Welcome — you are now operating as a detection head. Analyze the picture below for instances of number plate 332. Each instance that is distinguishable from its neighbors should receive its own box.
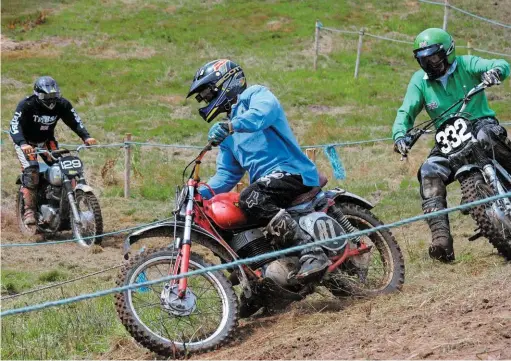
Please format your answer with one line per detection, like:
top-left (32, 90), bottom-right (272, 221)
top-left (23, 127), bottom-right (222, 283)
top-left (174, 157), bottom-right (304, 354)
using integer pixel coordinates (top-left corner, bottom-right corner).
top-left (435, 118), bottom-right (474, 155)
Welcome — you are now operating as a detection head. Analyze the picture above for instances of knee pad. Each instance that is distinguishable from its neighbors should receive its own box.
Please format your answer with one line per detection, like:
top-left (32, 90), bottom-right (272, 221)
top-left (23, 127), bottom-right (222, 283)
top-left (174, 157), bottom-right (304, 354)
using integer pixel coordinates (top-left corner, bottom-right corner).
top-left (22, 166), bottom-right (39, 189)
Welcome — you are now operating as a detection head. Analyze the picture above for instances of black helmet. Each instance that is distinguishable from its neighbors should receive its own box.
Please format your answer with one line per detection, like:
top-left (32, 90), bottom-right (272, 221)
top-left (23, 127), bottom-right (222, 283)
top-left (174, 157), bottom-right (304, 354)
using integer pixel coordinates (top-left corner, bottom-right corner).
top-left (187, 59), bottom-right (247, 122)
top-left (34, 76), bottom-right (61, 109)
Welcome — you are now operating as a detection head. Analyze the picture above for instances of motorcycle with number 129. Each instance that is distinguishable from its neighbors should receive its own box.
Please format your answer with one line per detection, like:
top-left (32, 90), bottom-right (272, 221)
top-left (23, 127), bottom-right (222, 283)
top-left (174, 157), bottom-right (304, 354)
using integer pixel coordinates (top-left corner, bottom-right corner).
top-left (115, 142), bottom-right (405, 357)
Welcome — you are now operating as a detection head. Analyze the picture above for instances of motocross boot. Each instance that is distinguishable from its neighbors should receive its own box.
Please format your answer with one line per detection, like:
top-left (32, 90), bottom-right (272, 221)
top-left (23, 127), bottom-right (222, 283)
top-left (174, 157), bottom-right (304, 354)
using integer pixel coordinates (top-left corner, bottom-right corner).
top-left (266, 209), bottom-right (330, 279)
top-left (423, 196), bottom-right (455, 262)
top-left (21, 187), bottom-right (37, 226)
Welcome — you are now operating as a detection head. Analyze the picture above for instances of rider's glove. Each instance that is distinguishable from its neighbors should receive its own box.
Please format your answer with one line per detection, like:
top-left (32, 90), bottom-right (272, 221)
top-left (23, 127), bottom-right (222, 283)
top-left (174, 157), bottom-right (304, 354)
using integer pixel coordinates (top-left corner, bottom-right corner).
top-left (208, 121), bottom-right (233, 146)
top-left (393, 137), bottom-right (409, 156)
top-left (84, 138), bottom-right (97, 146)
top-left (482, 68), bottom-right (501, 87)
top-left (21, 144), bottom-right (35, 155)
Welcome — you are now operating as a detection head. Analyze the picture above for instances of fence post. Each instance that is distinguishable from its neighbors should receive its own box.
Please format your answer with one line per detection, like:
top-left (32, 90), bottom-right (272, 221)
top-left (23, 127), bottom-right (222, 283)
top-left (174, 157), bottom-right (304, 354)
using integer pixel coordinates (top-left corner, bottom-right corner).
top-left (313, 20), bottom-right (321, 71)
top-left (466, 41), bottom-right (472, 55)
top-left (442, 0), bottom-right (449, 30)
top-left (124, 133), bottom-right (132, 199)
top-left (305, 148), bottom-right (317, 163)
top-left (354, 28), bottom-right (365, 79)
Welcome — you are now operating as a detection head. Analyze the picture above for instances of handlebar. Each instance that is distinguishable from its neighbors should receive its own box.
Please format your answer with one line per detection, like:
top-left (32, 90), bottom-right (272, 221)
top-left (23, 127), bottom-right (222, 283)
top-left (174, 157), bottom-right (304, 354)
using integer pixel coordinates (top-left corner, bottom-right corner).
top-left (400, 81), bottom-right (489, 158)
top-left (32, 146), bottom-right (91, 161)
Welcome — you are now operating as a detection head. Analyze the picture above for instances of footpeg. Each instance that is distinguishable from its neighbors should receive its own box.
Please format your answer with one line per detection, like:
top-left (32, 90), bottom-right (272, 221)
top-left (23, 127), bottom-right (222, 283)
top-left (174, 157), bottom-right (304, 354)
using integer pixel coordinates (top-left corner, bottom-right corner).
top-left (468, 232), bottom-right (482, 242)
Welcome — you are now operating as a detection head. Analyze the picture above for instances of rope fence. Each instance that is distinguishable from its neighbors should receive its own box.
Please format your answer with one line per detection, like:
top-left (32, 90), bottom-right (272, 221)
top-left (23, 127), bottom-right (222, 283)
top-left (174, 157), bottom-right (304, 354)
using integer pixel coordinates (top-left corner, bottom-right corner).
top-left (1, 191), bottom-right (509, 317)
top-left (0, 264), bottom-right (122, 301)
top-left (315, 21), bottom-right (511, 75)
top-left (418, 0), bottom-right (511, 30)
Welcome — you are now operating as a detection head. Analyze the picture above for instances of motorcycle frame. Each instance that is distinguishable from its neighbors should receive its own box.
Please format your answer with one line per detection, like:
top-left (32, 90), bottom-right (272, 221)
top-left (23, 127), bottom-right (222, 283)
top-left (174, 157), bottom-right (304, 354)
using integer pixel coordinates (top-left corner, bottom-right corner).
top-left (170, 144), bottom-right (372, 299)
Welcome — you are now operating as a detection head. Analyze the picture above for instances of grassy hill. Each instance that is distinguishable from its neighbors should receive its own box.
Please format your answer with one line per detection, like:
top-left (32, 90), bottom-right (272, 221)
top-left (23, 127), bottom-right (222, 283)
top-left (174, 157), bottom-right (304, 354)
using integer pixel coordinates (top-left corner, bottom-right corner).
top-left (1, 0), bottom-right (511, 359)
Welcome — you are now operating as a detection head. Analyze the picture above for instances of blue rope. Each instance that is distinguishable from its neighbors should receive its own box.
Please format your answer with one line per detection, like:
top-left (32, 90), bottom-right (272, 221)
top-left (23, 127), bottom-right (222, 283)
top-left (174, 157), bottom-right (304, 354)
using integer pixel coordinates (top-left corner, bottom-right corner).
top-left (418, 0), bottom-right (511, 29)
top-left (1, 192), bottom-right (509, 317)
top-left (0, 218), bottom-right (172, 248)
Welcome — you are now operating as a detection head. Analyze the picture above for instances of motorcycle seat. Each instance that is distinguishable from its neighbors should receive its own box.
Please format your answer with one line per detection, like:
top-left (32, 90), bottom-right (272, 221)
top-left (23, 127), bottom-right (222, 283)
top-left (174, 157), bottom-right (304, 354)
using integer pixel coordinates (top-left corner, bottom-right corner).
top-left (289, 173), bottom-right (328, 206)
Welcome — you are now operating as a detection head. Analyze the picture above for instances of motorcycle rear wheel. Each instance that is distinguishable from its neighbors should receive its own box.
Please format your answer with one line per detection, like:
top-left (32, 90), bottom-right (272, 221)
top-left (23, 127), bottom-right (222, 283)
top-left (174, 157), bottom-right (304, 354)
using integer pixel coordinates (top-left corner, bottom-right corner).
top-left (115, 247), bottom-right (238, 358)
top-left (324, 203), bottom-right (405, 296)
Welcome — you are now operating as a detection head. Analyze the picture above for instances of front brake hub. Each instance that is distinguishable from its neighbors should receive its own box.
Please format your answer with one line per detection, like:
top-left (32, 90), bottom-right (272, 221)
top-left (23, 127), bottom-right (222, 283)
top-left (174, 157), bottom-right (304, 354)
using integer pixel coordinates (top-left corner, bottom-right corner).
top-left (160, 284), bottom-right (197, 316)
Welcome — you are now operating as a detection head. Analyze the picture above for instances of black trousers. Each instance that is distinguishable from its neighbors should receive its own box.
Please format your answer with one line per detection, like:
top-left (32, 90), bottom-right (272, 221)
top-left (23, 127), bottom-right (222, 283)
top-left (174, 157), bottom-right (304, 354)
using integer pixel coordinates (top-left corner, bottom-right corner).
top-left (239, 172), bottom-right (312, 224)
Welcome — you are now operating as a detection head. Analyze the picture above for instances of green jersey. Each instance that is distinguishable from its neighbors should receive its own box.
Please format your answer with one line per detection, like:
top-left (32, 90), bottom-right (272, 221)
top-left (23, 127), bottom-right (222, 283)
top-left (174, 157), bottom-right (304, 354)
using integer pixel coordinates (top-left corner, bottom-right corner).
top-left (392, 55), bottom-right (510, 141)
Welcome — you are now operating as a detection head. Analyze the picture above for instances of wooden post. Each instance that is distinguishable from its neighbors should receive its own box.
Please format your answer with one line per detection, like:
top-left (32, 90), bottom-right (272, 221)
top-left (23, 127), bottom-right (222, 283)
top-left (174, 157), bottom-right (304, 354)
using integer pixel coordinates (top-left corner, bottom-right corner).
top-left (124, 133), bottom-right (132, 199)
top-left (313, 20), bottom-right (321, 71)
top-left (305, 148), bottom-right (317, 163)
top-left (236, 182), bottom-right (244, 193)
top-left (442, 0), bottom-right (449, 31)
top-left (354, 28), bottom-right (365, 79)
top-left (467, 41), bottom-right (472, 55)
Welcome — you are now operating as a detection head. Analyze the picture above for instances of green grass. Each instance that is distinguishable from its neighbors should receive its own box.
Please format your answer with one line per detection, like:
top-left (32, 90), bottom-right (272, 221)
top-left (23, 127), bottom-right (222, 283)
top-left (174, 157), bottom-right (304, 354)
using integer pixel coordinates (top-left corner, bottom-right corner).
top-left (1, 0), bottom-right (511, 359)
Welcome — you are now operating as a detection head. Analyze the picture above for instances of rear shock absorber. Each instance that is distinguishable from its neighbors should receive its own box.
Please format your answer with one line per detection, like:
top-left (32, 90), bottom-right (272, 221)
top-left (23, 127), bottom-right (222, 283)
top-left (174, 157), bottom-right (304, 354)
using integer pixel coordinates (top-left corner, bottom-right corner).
top-left (329, 205), bottom-right (361, 244)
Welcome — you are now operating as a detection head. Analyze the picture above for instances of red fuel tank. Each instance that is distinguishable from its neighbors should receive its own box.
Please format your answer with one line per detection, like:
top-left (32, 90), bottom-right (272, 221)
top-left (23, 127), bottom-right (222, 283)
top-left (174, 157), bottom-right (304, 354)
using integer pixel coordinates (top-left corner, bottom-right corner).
top-left (203, 192), bottom-right (248, 230)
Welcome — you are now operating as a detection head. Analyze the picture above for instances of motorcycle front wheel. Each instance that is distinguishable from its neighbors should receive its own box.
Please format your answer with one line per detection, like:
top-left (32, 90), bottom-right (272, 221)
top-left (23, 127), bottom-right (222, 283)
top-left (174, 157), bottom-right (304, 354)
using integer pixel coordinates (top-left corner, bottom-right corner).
top-left (71, 190), bottom-right (103, 246)
top-left (115, 247), bottom-right (238, 358)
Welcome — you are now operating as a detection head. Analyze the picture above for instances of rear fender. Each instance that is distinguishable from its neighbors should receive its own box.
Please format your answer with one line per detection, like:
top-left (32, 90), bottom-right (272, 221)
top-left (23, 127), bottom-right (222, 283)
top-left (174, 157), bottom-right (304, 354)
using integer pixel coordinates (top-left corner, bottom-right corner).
top-left (326, 187), bottom-right (374, 209)
top-left (124, 220), bottom-right (253, 296)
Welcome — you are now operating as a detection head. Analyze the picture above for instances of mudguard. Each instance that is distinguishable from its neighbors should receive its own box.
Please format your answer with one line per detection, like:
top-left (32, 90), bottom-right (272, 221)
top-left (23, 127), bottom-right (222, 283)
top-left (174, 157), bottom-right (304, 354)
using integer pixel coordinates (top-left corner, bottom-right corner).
top-left (326, 187), bottom-right (374, 209)
top-left (124, 219), bottom-right (253, 297)
top-left (74, 184), bottom-right (94, 193)
top-left (454, 165), bottom-right (482, 180)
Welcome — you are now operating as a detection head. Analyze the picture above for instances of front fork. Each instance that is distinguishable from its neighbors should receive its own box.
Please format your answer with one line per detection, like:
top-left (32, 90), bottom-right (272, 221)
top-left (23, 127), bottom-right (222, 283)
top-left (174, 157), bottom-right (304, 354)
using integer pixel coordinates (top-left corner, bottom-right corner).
top-left (63, 178), bottom-right (81, 225)
top-left (172, 184), bottom-right (195, 299)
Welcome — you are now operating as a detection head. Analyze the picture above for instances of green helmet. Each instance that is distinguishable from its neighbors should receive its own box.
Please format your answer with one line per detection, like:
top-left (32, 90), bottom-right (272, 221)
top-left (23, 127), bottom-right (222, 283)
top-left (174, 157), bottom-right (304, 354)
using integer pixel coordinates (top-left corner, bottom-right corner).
top-left (413, 28), bottom-right (455, 79)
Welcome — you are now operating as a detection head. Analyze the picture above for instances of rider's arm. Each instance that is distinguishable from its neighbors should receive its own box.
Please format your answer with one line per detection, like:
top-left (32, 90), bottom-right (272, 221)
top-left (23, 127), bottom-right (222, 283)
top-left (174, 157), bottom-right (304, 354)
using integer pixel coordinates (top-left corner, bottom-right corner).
top-left (230, 86), bottom-right (279, 133)
top-left (9, 100), bottom-right (28, 146)
top-left (198, 145), bottom-right (244, 199)
top-left (392, 74), bottom-right (425, 141)
top-left (463, 55), bottom-right (510, 80)
top-left (59, 99), bottom-right (91, 141)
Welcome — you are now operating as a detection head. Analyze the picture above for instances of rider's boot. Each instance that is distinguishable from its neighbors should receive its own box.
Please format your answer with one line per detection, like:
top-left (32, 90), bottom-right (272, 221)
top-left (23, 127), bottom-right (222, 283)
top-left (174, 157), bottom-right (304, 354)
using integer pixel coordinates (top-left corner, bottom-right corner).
top-left (266, 209), bottom-right (330, 279)
top-left (423, 197), bottom-right (455, 262)
top-left (21, 187), bottom-right (37, 226)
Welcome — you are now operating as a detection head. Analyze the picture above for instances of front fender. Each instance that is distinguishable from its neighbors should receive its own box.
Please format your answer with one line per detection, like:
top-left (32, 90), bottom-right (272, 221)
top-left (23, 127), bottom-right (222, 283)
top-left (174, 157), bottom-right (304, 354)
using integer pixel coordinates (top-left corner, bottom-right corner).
top-left (75, 184), bottom-right (94, 193)
top-left (124, 219), bottom-right (253, 297)
top-left (326, 187), bottom-right (374, 209)
top-left (124, 220), bottom-right (217, 257)
top-left (454, 165), bottom-right (481, 180)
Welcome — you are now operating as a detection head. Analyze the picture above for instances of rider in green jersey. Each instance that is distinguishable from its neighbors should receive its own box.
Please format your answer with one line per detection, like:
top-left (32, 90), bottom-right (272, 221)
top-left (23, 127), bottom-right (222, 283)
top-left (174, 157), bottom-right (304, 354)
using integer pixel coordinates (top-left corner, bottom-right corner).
top-left (392, 28), bottom-right (511, 262)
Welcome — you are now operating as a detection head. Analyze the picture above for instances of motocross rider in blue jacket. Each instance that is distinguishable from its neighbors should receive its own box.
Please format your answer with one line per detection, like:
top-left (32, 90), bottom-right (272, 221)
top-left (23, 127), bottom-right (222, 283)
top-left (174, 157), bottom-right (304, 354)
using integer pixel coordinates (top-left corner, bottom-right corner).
top-left (187, 59), bottom-right (329, 279)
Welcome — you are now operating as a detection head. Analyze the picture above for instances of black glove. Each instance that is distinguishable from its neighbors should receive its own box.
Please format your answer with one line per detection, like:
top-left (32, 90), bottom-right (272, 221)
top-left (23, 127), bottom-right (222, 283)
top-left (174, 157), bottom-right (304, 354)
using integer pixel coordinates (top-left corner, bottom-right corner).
top-left (482, 68), bottom-right (501, 87)
top-left (394, 137), bottom-right (409, 156)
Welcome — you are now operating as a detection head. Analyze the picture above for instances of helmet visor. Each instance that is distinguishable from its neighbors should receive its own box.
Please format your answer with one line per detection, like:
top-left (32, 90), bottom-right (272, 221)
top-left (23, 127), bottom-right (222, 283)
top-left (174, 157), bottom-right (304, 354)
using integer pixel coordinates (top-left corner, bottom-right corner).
top-left (36, 92), bottom-right (61, 101)
top-left (195, 86), bottom-right (217, 104)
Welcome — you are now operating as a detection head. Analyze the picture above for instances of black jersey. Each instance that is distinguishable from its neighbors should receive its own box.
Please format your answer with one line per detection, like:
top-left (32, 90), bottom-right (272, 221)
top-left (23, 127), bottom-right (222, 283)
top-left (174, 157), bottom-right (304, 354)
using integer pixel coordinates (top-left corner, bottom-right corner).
top-left (9, 95), bottom-right (90, 146)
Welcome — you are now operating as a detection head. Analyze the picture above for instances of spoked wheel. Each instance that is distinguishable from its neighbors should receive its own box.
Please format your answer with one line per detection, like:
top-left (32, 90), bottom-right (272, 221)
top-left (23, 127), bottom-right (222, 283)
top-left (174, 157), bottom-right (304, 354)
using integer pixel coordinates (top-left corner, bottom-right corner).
top-left (460, 172), bottom-right (511, 260)
top-left (115, 247), bottom-right (238, 357)
top-left (324, 204), bottom-right (405, 296)
top-left (71, 190), bottom-right (103, 246)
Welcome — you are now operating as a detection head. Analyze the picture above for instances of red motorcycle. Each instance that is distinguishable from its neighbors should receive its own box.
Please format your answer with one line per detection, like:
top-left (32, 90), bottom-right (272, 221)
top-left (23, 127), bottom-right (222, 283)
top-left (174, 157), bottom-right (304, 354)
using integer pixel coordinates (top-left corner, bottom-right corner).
top-left (115, 143), bottom-right (404, 357)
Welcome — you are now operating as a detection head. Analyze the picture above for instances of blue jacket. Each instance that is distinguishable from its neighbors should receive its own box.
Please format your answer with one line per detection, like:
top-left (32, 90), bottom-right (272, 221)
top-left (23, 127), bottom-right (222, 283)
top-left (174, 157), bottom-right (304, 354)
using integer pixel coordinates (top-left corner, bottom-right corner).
top-left (200, 85), bottom-right (319, 199)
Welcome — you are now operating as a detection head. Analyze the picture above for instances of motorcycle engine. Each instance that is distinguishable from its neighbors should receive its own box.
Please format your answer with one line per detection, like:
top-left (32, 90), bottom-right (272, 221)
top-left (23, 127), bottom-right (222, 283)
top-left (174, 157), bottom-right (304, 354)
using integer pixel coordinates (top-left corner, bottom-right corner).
top-left (263, 257), bottom-right (300, 288)
top-left (40, 204), bottom-right (59, 228)
top-left (229, 228), bottom-right (275, 270)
